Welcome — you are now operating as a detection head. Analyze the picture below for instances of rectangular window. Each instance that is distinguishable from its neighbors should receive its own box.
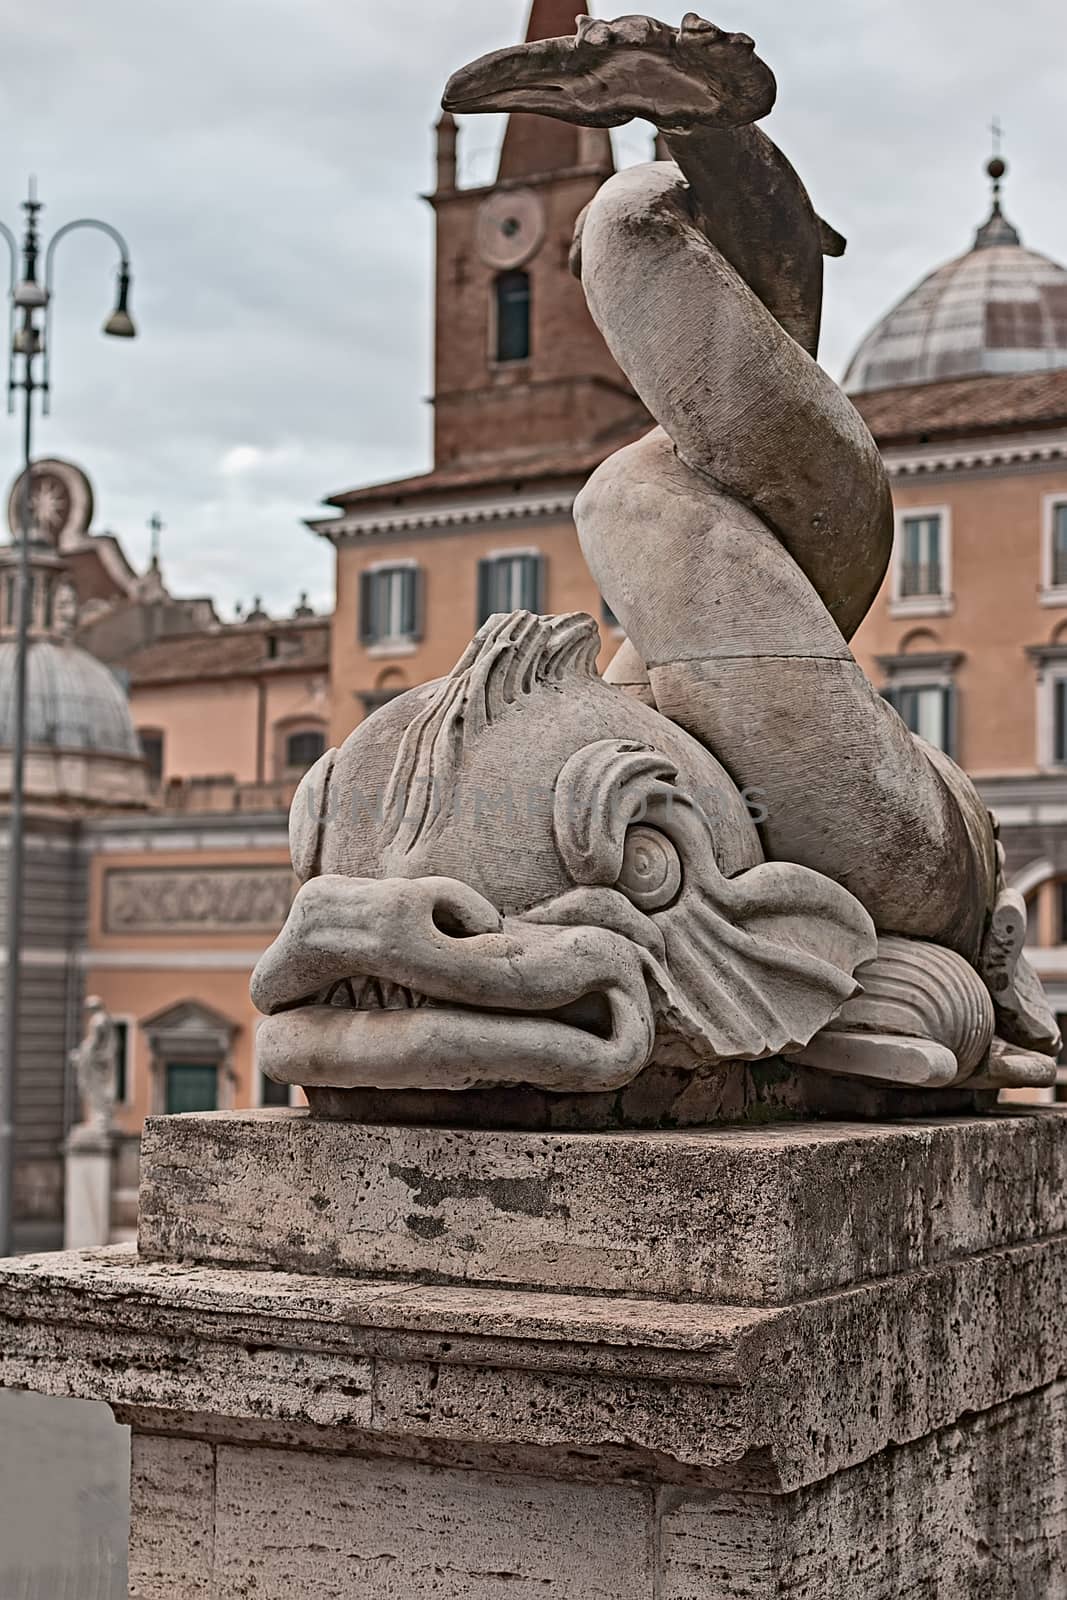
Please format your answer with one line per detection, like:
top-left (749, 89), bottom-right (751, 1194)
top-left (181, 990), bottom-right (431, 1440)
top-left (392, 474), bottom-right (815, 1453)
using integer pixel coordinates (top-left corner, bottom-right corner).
top-left (477, 553), bottom-right (544, 624)
top-left (1053, 503), bottom-right (1067, 589)
top-left (899, 515), bottom-right (944, 598)
top-left (261, 1073), bottom-right (291, 1108)
top-left (138, 729), bottom-right (165, 785)
top-left (359, 565), bottom-right (421, 647)
top-left (164, 1063), bottom-right (218, 1116)
top-left (885, 683), bottom-right (954, 756)
top-left (495, 271), bottom-right (531, 363)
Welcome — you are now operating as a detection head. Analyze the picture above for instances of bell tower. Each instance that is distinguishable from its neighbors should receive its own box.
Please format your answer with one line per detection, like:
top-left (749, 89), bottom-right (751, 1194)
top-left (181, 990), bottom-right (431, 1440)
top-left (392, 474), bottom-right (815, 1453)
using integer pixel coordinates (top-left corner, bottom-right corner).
top-left (429, 0), bottom-right (648, 470)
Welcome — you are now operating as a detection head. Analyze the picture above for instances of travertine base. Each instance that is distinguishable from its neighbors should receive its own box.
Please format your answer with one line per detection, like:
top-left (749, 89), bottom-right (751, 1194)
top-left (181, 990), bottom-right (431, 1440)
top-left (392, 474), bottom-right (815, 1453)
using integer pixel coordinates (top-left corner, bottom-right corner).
top-left (2, 1107), bottom-right (1066, 1598)
top-left (64, 1124), bottom-right (115, 1250)
top-left (119, 1387), bottom-right (1066, 1599)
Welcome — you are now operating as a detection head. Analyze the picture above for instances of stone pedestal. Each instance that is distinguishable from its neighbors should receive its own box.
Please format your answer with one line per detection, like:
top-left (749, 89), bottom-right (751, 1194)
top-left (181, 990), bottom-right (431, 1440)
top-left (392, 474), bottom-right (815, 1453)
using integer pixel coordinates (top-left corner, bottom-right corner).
top-left (2, 1106), bottom-right (1066, 1597)
top-left (63, 1122), bottom-right (116, 1250)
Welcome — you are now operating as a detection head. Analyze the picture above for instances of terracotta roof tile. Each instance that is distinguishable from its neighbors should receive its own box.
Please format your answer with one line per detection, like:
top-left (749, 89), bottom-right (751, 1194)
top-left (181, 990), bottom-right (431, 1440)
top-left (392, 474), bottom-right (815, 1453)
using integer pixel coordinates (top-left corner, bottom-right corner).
top-left (125, 618), bottom-right (330, 687)
top-left (853, 367), bottom-right (1067, 445)
top-left (321, 426), bottom-right (652, 514)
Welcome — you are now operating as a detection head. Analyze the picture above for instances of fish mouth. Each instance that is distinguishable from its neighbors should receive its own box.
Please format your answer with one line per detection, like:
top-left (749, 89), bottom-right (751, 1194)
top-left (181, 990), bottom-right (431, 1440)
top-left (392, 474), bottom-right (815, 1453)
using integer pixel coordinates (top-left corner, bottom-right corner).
top-left (252, 875), bottom-right (661, 1094)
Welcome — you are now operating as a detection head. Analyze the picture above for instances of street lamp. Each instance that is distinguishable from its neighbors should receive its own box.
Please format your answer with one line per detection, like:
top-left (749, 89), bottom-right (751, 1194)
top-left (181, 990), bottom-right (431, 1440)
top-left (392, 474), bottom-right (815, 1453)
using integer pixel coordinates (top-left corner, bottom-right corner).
top-left (0, 179), bottom-right (137, 1257)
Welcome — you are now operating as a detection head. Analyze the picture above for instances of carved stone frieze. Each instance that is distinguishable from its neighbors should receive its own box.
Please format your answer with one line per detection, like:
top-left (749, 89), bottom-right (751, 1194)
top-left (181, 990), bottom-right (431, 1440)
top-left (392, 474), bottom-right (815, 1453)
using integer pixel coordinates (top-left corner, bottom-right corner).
top-left (105, 867), bottom-right (294, 935)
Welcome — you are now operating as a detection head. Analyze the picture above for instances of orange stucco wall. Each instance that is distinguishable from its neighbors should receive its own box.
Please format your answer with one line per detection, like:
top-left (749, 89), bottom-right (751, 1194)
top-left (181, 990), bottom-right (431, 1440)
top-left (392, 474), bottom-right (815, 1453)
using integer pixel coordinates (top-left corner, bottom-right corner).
top-left (130, 669), bottom-right (331, 785)
top-left (329, 514), bottom-right (622, 748)
top-left (331, 461), bottom-right (1067, 778)
top-left (853, 464), bottom-right (1067, 776)
top-left (85, 844), bottom-right (292, 1131)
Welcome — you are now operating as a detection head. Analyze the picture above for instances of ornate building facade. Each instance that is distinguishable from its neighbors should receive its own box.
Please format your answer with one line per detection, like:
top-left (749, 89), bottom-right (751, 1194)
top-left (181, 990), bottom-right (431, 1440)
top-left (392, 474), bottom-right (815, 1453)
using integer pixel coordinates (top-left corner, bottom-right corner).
top-left (845, 162), bottom-right (1067, 1064)
top-left (0, 474), bottom-right (150, 1245)
top-left (0, 462), bottom-right (326, 1247)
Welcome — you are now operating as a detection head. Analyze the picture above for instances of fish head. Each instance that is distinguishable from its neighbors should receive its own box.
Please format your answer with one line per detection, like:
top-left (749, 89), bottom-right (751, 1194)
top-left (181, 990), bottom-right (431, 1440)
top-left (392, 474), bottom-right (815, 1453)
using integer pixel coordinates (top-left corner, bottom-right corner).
top-left (252, 613), bottom-right (874, 1097)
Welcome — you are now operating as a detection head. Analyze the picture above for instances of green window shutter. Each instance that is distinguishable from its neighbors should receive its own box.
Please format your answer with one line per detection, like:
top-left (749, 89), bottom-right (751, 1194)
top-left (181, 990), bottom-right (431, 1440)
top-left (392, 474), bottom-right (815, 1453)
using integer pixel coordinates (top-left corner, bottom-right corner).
top-left (359, 570), bottom-right (376, 644)
top-left (942, 685), bottom-right (957, 761)
top-left (477, 558), bottom-right (494, 626)
top-left (165, 1064), bottom-right (219, 1116)
top-left (1054, 505), bottom-right (1067, 587)
top-left (409, 567), bottom-right (425, 641)
top-left (1055, 680), bottom-right (1067, 765)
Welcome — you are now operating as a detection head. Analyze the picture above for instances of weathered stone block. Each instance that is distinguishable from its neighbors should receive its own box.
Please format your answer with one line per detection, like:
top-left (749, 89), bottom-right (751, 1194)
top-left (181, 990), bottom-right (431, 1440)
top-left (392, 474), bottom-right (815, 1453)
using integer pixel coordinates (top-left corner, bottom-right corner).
top-left (138, 1107), bottom-right (1067, 1305)
top-left (213, 1446), bottom-right (653, 1599)
top-left (116, 1384), bottom-right (1067, 1598)
top-left (128, 1435), bottom-right (214, 1598)
top-left (656, 1381), bottom-right (1067, 1598)
top-left (2, 1107), bottom-right (1066, 1597)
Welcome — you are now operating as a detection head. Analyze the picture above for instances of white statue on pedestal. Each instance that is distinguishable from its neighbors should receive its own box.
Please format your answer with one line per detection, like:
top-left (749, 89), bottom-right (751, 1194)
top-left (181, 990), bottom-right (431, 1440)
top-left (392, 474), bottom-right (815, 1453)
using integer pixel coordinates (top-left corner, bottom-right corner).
top-left (71, 996), bottom-right (118, 1132)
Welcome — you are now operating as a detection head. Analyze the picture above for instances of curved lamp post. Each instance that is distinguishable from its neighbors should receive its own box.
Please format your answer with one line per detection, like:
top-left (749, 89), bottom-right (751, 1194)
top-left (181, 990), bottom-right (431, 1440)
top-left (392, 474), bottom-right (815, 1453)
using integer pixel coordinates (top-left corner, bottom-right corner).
top-left (0, 179), bottom-right (137, 1256)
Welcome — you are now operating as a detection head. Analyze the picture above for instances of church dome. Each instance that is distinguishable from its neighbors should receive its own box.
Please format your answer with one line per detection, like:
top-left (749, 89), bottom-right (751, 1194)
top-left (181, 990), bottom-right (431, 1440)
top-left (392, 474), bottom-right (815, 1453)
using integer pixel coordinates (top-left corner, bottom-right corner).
top-left (0, 638), bottom-right (141, 757)
top-left (844, 159), bottom-right (1067, 395)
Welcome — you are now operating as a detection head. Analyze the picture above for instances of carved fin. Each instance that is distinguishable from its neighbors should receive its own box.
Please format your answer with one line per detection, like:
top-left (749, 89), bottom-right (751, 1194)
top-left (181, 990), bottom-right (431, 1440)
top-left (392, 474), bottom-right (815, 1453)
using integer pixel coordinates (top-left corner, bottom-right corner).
top-left (552, 738), bottom-right (877, 1065)
top-left (969, 1036), bottom-right (1058, 1090)
top-left (790, 1031), bottom-right (958, 1088)
top-left (978, 884), bottom-right (1062, 1054)
top-left (802, 934), bottom-right (995, 1085)
top-left (818, 217), bottom-right (847, 258)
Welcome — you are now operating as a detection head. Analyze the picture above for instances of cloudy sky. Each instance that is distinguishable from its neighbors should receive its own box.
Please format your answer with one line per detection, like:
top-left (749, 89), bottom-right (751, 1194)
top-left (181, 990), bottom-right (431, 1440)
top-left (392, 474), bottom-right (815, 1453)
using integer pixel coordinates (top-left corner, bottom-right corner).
top-left (1, 0), bottom-right (1064, 618)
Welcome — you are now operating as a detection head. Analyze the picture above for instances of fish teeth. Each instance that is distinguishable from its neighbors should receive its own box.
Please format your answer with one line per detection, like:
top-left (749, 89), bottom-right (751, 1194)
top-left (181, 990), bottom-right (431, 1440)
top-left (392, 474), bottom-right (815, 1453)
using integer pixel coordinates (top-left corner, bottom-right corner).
top-left (381, 980), bottom-right (413, 1011)
top-left (334, 978), bottom-right (428, 1011)
top-left (314, 978), bottom-right (430, 1011)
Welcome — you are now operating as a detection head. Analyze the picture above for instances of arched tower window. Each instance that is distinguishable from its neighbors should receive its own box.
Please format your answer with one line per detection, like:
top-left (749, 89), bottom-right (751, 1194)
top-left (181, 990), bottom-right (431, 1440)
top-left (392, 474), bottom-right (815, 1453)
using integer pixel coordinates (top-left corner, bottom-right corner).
top-left (495, 270), bottom-right (531, 364)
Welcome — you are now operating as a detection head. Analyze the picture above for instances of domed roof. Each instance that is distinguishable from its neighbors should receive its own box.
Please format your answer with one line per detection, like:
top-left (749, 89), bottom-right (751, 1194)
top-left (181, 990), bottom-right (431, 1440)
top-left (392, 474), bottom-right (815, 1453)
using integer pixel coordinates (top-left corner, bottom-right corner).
top-left (0, 639), bottom-right (141, 758)
top-left (844, 164), bottom-right (1067, 395)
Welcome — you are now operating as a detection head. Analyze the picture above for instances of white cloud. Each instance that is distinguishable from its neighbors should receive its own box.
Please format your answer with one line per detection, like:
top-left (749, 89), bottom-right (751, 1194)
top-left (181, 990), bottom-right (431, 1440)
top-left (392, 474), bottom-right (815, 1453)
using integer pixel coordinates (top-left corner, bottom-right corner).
top-left (219, 445), bottom-right (266, 478)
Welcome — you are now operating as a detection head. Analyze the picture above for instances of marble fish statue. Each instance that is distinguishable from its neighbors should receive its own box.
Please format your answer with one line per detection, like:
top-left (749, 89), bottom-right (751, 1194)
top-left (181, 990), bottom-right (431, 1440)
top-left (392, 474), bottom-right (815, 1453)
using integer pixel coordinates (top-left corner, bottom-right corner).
top-left (253, 611), bottom-right (878, 1094)
top-left (252, 14), bottom-right (1059, 1103)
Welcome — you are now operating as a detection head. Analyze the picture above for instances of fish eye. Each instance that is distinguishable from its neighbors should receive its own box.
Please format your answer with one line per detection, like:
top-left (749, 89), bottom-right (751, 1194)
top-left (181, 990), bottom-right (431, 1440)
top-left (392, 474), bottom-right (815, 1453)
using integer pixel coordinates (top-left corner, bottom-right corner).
top-left (615, 825), bottom-right (682, 911)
